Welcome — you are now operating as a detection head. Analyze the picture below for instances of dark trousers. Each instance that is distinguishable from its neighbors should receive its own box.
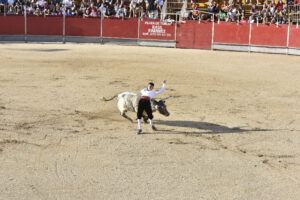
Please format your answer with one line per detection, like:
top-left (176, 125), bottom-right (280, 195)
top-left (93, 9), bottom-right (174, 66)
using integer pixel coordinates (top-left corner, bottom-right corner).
top-left (137, 99), bottom-right (153, 120)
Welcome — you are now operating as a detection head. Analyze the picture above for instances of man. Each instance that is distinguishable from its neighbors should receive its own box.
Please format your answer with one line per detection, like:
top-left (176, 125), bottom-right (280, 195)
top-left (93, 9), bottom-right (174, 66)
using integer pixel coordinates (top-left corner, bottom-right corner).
top-left (137, 80), bottom-right (166, 134)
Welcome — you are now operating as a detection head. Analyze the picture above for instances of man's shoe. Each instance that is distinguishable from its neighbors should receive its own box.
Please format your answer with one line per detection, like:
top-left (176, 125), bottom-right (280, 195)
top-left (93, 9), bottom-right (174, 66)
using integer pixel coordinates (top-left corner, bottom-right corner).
top-left (137, 129), bottom-right (142, 135)
top-left (151, 125), bottom-right (157, 131)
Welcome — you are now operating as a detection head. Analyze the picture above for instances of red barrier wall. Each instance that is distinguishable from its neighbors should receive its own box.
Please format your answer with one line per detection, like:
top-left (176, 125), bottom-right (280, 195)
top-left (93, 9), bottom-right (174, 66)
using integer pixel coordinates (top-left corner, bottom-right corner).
top-left (139, 19), bottom-right (175, 41)
top-left (288, 25), bottom-right (300, 48)
top-left (176, 21), bottom-right (212, 49)
top-left (214, 22), bottom-right (249, 45)
top-left (251, 24), bottom-right (288, 47)
top-left (27, 15), bottom-right (63, 35)
top-left (102, 18), bottom-right (138, 39)
top-left (66, 17), bottom-right (101, 37)
top-left (0, 15), bottom-right (24, 35)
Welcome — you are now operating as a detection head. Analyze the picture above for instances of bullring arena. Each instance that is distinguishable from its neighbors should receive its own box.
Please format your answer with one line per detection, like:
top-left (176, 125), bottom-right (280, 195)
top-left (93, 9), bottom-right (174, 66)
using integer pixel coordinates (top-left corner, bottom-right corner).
top-left (0, 42), bottom-right (300, 199)
top-left (1, 1), bottom-right (300, 197)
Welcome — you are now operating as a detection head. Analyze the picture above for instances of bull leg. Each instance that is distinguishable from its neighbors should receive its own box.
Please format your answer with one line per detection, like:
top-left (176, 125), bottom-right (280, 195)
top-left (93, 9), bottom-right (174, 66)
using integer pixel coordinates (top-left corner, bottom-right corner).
top-left (142, 114), bottom-right (149, 123)
top-left (120, 112), bottom-right (133, 123)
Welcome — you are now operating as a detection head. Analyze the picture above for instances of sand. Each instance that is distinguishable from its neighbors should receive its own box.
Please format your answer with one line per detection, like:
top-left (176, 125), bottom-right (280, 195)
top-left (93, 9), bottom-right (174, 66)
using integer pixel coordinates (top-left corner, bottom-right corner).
top-left (0, 43), bottom-right (299, 200)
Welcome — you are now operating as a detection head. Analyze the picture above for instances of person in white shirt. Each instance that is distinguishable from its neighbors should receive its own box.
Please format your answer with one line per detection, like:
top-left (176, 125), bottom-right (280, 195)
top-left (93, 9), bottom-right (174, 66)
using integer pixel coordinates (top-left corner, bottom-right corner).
top-left (137, 80), bottom-right (166, 134)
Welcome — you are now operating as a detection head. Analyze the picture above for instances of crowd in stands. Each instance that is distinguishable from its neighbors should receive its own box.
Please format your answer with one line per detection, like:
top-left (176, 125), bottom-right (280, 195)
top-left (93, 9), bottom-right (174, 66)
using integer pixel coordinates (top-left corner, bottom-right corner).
top-left (1, 0), bottom-right (299, 24)
top-left (188, 0), bottom-right (299, 24)
top-left (0, 0), bottom-right (164, 18)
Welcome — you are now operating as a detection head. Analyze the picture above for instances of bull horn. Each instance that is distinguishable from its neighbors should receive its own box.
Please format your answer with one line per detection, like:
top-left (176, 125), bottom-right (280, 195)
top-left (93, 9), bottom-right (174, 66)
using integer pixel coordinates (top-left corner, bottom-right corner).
top-left (160, 97), bottom-right (168, 101)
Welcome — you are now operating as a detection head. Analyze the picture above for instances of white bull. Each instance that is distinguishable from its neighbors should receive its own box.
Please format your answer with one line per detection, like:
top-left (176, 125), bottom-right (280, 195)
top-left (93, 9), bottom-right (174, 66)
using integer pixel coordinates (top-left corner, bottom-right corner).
top-left (102, 92), bottom-right (170, 122)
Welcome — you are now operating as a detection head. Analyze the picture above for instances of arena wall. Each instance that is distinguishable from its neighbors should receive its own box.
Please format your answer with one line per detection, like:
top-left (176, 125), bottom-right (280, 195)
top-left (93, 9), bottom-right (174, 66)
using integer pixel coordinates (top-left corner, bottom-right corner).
top-left (1, 15), bottom-right (300, 55)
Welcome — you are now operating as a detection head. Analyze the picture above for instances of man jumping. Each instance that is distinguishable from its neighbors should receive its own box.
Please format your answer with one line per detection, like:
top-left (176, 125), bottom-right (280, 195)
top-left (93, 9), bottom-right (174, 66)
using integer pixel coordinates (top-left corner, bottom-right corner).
top-left (137, 80), bottom-right (166, 134)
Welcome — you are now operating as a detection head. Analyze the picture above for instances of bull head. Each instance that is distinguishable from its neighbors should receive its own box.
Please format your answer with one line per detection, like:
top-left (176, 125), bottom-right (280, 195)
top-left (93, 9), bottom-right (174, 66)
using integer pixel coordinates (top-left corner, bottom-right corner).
top-left (151, 99), bottom-right (170, 117)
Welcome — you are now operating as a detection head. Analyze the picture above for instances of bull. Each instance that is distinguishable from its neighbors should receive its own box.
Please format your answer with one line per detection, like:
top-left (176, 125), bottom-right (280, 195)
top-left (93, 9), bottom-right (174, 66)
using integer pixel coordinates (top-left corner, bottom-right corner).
top-left (102, 92), bottom-right (170, 122)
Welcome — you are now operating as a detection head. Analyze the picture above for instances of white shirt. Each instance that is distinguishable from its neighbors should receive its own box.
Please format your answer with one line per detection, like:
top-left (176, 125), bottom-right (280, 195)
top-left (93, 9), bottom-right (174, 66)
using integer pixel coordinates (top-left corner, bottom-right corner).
top-left (141, 83), bottom-right (165, 99)
top-left (8, 0), bottom-right (15, 6)
top-left (38, 0), bottom-right (45, 7)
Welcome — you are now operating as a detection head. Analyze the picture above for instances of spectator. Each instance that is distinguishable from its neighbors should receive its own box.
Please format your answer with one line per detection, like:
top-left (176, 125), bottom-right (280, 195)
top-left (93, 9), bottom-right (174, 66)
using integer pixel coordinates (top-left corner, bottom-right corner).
top-left (83, 7), bottom-right (89, 17)
top-left (95, 0), bottom-right (102, 8)
top-left (78, 2), bottom-right (86, 16)
top-left (88, 3), bottom-right (97, 17)
top-left (157, 0), bottom-right (163, 12)
top-left (237, 3), bottom-right (245, 19)
top-left (7, 5), bottom-right (15, 14)
top-left (27, 3), bottom-right (35, 15)
top-left (129, 0), bottom-right (137, 18)
top-left (65, 7), bottom-right (73, 15)
top-left (249, 4), bottom-right (259, 23)
top-left (16, 6), bottom-right (22, 14)
top-left (98, 3), bottom-right (108, 16)
top-left (33, 7), bottom-right (42, 15)
top-left (260, 3), bottom-right (269, 24)
top-left (7, 0), bottom-right (14, 7)
top-left (276, 0), bottom-right (284, 11)
top-left (221, 1), bottom-right (229, 15)
top-left (37, 0), bottom-right (45, 9)
top-left (227, 4), bottom-right (237, 22)
top-left (218, 9), bottom-right (226, 21)
top-left (43, 2), bottom-right (50, 15)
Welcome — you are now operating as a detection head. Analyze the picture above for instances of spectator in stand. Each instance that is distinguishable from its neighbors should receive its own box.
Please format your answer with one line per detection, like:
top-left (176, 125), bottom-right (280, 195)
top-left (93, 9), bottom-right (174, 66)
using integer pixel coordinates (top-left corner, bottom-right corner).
top-left (33, 7), bottom-right (42, 15)
top-left (7, 5), bottom-right (15, 14)
top-left (238, 3), bottom-right (245, 19)
top-left (49, 1), bottom-right (56, 14)
top-left (114, 0), bottom-right (119, 15)
top-left (129, 0), bottom-right (137, 18)
top-left (7, 0), bottom-right (14, 7)
top-left (16, 6), bottom-right (22, 14)
top-left (208, 1), bottom-right (218, 21)
top-left (276, 0), bottom-right (284, 11)
top-left (249, 4), bottom-right (258, 23)
top-left (98, 3), bottom-right (108, 16)
top-left (81, 0), bottom-right (88, 7)
top-left (227, 4), bottom-right (237, 22)
top-left (83, 7), bottom-right (89, 17)
top-left (221, 1), bottom-right (229, 15)
top-left (37, 0), bottom-right (45, 9)
top-left (71, 1), bottom-right (77, 15)
top-left (260, 2), bottom-right (269, 24)
top-left (88, 3), bottom-right (97, 17)
top-left (43, 1), bottom-right (50, 15)
top-left (78, 2), bottom-right (86, 16)
top-left (104, 0), bottom-right (113, 7)
top-left (27, 3), bottom-right (35, 14)
top-left (157, 0), bottom-right (163, 12)
top-left (95, 0), bottom-right (101, 8)
top-left (269, 1), bottom-right (276, 16)
top-left (190, 2), bottom-right (199, 20)
top-left (65, 7), bottom-right (73, 15)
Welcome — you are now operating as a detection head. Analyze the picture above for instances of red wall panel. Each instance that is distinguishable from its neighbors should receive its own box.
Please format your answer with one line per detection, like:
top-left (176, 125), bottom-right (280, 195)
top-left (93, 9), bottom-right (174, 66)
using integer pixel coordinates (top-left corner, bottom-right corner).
top-left (176, 22), bottom-right (195, 48)
top-left (0, 15), bottom-right (24, 35)
top-left (176, 21), bottom-right (212, 49)
top-left (139, 19), bottom-right (175, 41)
top-left (27, 15), bottom-right (63, 35)
top-left (214, 22), bottom-right (249, 44)
top-left (251, 24), bottom-right (288, 47)
top-left (66, 17), bottom-right (101, 37)
top-left (194, 21), bottom-right (212, 49)
top-left (102, 18), bottom-right (138, 39)
top-left (288, 25), bottom-right (300, 48)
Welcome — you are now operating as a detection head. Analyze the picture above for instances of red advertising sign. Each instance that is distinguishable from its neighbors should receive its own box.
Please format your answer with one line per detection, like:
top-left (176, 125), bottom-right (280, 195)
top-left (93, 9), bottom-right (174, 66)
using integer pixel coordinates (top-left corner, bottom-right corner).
top-left (139, 19), bottom-right (175, 41)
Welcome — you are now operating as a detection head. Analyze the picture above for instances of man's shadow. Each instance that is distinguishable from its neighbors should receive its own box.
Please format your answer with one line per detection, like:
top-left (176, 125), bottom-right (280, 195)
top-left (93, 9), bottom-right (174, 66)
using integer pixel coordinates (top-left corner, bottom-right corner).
top-left (155, 120), bottom-right (271, 135)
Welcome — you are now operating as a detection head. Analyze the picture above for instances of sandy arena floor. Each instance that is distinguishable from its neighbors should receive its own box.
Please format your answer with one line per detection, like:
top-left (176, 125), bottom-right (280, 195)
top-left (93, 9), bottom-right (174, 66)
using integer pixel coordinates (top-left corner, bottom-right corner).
top-left (0, 43), bottom-right (300, 200)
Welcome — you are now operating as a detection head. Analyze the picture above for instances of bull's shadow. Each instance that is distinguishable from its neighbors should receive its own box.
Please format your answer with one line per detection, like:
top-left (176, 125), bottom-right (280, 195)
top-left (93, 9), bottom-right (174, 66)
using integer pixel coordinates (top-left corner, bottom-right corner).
top-left (155, 120), bottom-right (271, 135)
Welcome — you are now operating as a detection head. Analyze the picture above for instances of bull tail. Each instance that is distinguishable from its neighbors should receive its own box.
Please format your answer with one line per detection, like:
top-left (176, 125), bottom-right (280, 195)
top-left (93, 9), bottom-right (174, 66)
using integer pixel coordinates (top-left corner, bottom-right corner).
top-left (101, 94), bottom-right (118, 102)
